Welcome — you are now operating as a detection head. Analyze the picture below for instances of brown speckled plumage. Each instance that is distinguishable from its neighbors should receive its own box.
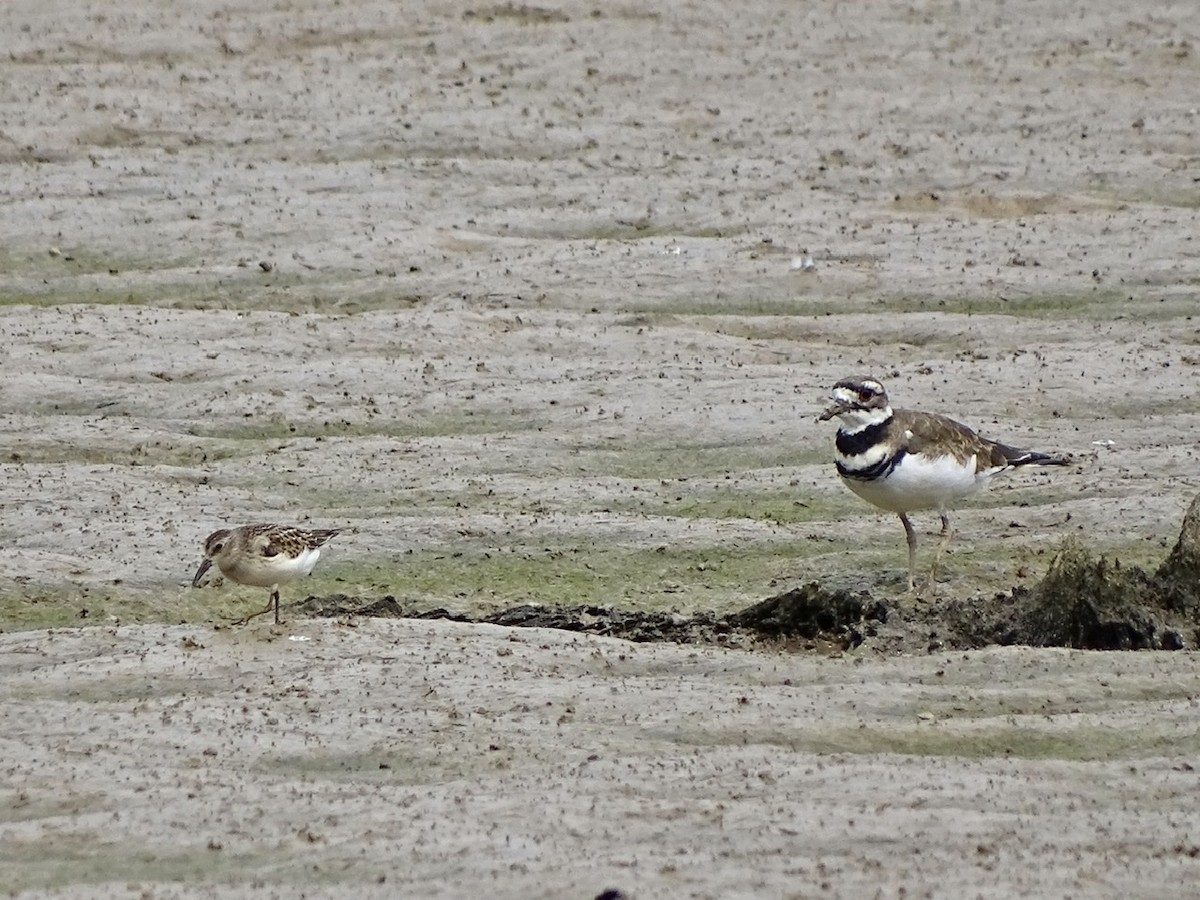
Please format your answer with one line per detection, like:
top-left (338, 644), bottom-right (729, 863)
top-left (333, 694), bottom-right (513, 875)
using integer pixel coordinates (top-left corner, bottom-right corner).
top-left (192, 523), bottom-right (340, 624)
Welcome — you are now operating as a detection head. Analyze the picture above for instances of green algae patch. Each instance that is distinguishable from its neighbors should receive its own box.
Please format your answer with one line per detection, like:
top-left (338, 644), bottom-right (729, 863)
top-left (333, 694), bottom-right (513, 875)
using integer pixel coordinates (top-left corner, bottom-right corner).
top-left (658, 721), bottom-right (1198, 761)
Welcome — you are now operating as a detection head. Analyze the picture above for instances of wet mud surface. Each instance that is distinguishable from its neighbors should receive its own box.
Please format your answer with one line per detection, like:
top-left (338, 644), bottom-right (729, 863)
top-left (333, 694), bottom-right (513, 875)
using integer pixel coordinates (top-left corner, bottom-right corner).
top-left (5, 1), bottom-right (1200, 897)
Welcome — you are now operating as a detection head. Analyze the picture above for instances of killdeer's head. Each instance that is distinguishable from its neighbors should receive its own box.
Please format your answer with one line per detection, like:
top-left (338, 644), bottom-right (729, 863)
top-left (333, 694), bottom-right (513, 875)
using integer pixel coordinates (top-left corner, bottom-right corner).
top-left (818, 376), bottom-right (892, 429)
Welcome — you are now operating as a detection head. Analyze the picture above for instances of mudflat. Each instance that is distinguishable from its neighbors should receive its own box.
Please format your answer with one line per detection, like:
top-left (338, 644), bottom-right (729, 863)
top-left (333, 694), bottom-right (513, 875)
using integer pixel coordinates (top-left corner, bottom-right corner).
top-left (2, 1), bottom-right (1199, 896)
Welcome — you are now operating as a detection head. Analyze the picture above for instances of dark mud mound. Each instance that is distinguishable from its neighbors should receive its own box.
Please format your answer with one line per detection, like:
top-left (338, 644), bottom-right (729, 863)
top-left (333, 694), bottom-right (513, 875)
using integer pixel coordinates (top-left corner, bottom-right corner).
top-left (298, 594), bottom-right (738, 644)
top-left (299, 494), bottom-right (1200, 654)
top-left (932, 493), bottom-right (1200, 651)
top-left (1005, 492), bottom-right (1200, 650)
top-left (1155, 490), bottom-right (1200, 611)
top-left (479, 603), bottom-right (735, 644)
top-left (727, 583), bottom-right (885, 648)
top-left (930, 552), bottom-right (1182, 652)
top-left (1015, 545), bottom-right (1179, 650)
top-left (298, 584), bottom-right (875, 650)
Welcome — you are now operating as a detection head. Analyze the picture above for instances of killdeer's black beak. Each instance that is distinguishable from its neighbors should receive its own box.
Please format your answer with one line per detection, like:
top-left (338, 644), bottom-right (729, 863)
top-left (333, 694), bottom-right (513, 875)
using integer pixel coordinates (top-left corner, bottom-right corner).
top-left (191, 557), bottom-right (213, 588)
top-left (818, 399), bottom-right (848, 422)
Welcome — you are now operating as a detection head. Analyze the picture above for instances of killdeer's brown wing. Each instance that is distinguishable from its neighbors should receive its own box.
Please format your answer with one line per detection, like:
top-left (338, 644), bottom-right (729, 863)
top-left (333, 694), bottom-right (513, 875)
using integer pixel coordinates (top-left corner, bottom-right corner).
top-left (896, 409), bottom-right (1066, 471)
top-left (892, 408), bottom-right (993, 467)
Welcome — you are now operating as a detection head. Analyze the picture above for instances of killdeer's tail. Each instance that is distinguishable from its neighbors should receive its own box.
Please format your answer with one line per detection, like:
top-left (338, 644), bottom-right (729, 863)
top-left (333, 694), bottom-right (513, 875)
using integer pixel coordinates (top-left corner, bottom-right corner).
top-left (993, 443), bottom-right (1069, 468)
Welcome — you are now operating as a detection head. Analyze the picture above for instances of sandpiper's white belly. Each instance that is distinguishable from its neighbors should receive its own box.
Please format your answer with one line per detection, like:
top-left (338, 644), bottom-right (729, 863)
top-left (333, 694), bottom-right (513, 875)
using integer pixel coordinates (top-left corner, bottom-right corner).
top-left (843, 452), bottom-right (990, 513)
top-left (220, 546), bottom-right (322, 587)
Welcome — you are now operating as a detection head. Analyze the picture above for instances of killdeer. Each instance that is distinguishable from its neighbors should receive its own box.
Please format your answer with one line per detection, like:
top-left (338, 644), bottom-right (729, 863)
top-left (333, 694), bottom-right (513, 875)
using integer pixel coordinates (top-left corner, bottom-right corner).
top-left (192, 524), bottom-right (341, 624)
top-left (819, 376), bottom-right (1067, 591)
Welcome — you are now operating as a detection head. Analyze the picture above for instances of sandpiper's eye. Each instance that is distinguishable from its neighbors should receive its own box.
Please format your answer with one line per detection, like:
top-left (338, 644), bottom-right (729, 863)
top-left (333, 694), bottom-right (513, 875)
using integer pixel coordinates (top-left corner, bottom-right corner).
top-left (213, 542), bottom-right (223, 553)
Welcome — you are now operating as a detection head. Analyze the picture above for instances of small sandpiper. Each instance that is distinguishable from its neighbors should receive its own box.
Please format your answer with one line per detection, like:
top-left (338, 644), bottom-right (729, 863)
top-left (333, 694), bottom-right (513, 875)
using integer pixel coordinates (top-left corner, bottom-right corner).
top-left (191, 523), bottom-right (340, 624)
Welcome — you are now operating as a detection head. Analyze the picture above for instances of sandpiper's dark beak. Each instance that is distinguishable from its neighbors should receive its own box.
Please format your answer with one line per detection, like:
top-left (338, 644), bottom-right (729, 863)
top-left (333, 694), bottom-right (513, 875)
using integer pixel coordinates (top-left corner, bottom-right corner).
top-left (818, 399), bottom-right (848, 422)
top-left (191, 557), bottom-right (213, 588)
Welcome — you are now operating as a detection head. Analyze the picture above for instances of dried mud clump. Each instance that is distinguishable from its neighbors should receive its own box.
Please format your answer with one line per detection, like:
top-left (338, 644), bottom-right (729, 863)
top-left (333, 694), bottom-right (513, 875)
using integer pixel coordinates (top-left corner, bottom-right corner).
top-left (1154, 490), bottom-right (1200, 611)
top-left (1009, 492), bottom-right (1200, 650)
top-left (1017, 544), bottom-right (1167, 650)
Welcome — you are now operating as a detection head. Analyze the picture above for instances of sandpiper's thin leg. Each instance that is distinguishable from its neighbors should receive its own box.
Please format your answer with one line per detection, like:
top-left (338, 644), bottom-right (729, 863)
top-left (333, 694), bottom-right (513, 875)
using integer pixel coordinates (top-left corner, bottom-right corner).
top-left (231, 596), bottom-right (275, 627)
top-left (899, 513), bottom-right (918, 592)
top-left (272, 587), bottom-right (281, 624)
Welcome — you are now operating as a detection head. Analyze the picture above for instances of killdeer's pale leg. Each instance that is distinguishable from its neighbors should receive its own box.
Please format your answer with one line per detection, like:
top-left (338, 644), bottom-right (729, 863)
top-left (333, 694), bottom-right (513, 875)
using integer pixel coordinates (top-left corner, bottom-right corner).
top-left (191, 524), bottom-right (340, 625)
top-left (928, 512), bottom-right (954, 589)
top-left (899, 512), bottom-right (919, 591)
top-left (820, 376), bottom-right (1067, 589)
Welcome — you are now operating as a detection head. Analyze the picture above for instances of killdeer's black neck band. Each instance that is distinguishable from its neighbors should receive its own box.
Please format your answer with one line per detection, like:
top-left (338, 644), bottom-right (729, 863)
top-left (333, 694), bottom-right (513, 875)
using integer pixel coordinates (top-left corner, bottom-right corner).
top-left (837, 447), bottom-right (905, 481)
top-left (835, 418), bottom-right (892, 458)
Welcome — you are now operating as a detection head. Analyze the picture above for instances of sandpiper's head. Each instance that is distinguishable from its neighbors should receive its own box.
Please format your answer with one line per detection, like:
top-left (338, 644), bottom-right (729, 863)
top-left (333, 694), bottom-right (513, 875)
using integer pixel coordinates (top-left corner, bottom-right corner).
top-left (818, 376), bottom-right (891, 426)
top-left (191, 528), bottom-right (233, 587)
